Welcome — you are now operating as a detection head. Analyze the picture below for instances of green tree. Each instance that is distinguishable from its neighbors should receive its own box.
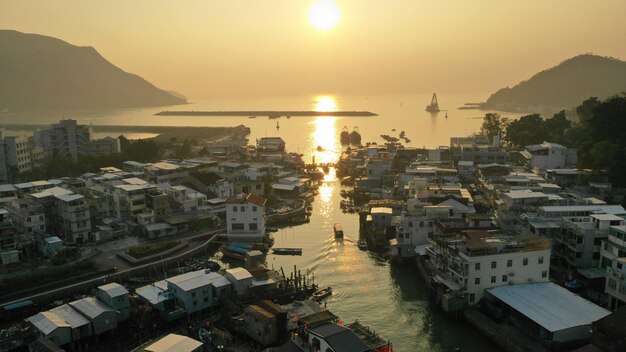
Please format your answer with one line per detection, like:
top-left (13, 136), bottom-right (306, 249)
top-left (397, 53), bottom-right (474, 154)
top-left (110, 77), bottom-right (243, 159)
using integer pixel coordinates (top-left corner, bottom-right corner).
top-left (505, 114), bottom-right (547, 147)
top-left (544, 111), bottom-right (571, 143)
top-left (480, 113), bottom-right (508, 143)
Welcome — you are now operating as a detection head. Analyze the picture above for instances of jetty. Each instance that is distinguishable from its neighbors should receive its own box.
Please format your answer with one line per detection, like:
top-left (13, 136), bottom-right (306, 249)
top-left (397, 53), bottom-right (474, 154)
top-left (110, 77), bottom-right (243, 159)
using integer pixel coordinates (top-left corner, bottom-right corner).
top-left (155, 110), bottom-right (378, 117)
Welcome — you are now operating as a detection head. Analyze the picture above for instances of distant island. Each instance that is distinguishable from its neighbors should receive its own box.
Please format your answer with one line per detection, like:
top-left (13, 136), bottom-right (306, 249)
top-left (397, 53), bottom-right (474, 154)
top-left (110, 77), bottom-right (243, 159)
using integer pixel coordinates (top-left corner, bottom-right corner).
top-left (483, 54), bottom-right (626, 113)
top-left (155, 110), bottom-right (378, 117)
top-left (0, 30), bottom-right (186, 112)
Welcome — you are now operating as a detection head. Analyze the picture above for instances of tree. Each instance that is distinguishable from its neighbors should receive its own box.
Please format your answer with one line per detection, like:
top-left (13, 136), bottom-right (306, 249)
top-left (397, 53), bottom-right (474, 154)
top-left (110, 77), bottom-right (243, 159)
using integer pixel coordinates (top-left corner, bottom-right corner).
top-left (480, 113), bottom-right (508, 143)
top-left (505, 114), bottom-right (547, 147)
top-left (544, 111), bottom-right (571, 143)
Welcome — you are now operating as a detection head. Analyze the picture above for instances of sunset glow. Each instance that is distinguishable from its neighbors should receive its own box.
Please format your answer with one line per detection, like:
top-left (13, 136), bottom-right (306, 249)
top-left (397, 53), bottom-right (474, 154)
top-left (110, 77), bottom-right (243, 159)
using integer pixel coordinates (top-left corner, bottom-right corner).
top-left (308, 0), bottom-right (340, 30)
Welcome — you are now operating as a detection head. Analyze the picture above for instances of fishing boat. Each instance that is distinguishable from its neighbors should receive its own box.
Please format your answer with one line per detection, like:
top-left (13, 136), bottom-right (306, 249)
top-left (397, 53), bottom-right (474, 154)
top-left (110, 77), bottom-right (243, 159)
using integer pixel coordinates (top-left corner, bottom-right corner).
top-left (266, 227), bottom-right (279, 232)
top-left (312, 286), bottom-right (333, 301)
top-left (425, 93), bottom-right (440, 113)
top-left (333, 223), bottom-right (344, 238)
top-left (357, 239), bottom-right (367, 250)
top-left (272, 248), bottom-right (303, 255)
top-left (340, 126), bottom-right (350, 145)
top-left (349, 127), bottom-right (362, 145)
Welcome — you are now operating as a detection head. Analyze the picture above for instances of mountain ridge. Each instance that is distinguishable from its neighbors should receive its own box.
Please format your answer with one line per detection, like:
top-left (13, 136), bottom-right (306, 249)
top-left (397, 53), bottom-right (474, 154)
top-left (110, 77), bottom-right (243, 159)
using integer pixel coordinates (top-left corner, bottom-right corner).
top-left (0, 30), bottom-right (186, 111)
top-left (483, 54), bottom-right (626, 113)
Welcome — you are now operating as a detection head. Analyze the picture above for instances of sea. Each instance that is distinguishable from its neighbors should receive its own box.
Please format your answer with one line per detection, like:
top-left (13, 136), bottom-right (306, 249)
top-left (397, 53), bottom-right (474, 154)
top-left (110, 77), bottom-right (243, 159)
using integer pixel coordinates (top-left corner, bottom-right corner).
top-left (2, 93), bottom-right (523, 351)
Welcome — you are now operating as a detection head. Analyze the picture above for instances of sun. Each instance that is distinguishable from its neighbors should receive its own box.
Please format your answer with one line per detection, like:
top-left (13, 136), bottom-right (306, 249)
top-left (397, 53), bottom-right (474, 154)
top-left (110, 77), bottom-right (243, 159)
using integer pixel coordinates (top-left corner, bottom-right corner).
top-left (308, 0), bottom-right (340, 30)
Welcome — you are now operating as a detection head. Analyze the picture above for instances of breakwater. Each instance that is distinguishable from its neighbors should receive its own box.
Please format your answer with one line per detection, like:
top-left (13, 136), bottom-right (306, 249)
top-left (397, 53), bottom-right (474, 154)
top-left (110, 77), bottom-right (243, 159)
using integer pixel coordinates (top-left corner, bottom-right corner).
top-left (154, 110), bottom-right (378, 117)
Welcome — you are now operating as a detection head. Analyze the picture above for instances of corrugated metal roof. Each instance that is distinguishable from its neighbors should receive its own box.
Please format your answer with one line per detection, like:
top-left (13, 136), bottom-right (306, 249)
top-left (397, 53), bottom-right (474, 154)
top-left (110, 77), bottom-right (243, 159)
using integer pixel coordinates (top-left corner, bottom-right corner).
top-left (145, 333), bottom-right (202, 352)
top-left (98, 282), bottom-right (129, 297)
top-left (488, 283), bottom-right (610, 332)
top-left (69, 297), bottom-right (114, 319)
top-left (29, 311), bottom-right (70, 335)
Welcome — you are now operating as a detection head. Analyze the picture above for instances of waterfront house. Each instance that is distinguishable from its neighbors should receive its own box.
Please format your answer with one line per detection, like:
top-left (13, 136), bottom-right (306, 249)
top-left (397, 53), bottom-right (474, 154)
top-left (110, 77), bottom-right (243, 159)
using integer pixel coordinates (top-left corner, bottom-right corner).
top-left (225, 267), bottom-right (254, 297)
top-left (427, 233), bottom-right (551, 305)
top-left (225, 193), bottom-right (267, 243)
top-left (523, 141), bottom-right (577, 171)
top-left (97, 282), bottom-right (130, 321)
top-left (68, 297), bottom-right (117, 335)
top-left (306, 322), bottom-right (371, 352)
top-left (600, 225), bottom-right (626, 311)
top-left (29, 304), bottom-right (92, 347)
top-left (166, 269), bottom-right (232, 314)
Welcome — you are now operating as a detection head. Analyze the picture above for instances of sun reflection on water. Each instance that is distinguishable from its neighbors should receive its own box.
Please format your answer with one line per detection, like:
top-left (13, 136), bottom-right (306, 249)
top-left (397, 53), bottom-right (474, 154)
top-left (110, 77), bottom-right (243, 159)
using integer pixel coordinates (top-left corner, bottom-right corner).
top-left (311, 96), bottom-right (340, 166)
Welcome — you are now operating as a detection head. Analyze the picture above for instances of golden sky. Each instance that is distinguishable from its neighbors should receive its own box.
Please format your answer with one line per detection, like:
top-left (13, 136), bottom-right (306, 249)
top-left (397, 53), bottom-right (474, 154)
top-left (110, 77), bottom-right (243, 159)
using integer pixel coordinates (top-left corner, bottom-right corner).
top-left (2, 0), bottom-right (626, 98)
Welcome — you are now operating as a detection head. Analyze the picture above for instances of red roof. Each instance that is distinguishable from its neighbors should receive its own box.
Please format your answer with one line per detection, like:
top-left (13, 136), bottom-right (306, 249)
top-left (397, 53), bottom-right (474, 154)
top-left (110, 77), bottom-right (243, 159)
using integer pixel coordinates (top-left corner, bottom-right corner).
top-left (246, 193), bottom-right (267, 206)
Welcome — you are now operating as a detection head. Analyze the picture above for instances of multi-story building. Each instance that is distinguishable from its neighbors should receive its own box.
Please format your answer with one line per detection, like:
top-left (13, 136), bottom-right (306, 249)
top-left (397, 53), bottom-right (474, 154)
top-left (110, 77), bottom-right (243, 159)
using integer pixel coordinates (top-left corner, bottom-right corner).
top-left (556, 214), bottom-right (624, 272)
top-left (225, 193), bottom-right (267, 242)
top-left (427, 234), bottom-right (551, 304)
top-left (55, 193), bottom-right (91, 243)
top-left (6, 198), bottom-right (46, 236)
top-left (600, 225), bottom-right (626, 310)
top-left (144, 162), bottom-right (189, 185)
top-left (34, 119), bottom-right (120, 160)
top-left (162, 185), bottom-right (207, 213)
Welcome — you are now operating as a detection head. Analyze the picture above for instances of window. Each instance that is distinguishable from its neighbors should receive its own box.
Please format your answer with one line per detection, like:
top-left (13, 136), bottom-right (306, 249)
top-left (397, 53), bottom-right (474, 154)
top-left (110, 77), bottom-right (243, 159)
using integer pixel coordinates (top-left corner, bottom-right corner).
top-left (419, 222), bottom-right (424, 227)
top-left (469, 293), bottom-right (475, 302)
top-left (490, 276), bottom-right (496, 283)
top-left (538, 256), bottom-right (544, 264)
top-left (523, 258), bottom-right (528, 266)
top-left (249, 223), bottom-right (258, 231)
top-left (507, 259), bottom-right (513, 267)
top-left (233, 206), bottom-right (237, 212)
top-left (252, 206), bottom-right (257, 212)
top-left (232, 223), bottom-right (244, 230)
top-left (191, 292), bottom-right (196, 298)
top-left (474, 278), bottom-right (480, 285)
top-left (240, 206), bottom-right (245, 212)
top-left (502, 275), bottom-right (508, 282)
top-left (475, 263), bottom-right (480, 271)
top-left (491, 261), bottom-right (497, 269)
top-left (594, 238), bottom-right (602, 245)
top-left (408, 221), bottom-right (413, 227)
top-left (576, 236), bottom-right (583, 244)
top-left (541, 271), bottom-right (547, 278)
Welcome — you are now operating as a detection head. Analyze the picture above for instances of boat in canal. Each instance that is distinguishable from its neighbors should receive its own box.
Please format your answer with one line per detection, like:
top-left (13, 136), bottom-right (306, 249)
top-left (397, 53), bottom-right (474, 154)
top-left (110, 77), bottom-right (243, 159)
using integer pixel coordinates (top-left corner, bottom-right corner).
top-left (312, 286), bottom-right (333, 301)
top-left (333, 223), bottom-right (344, 238)
top-left (272, 247), bottom-right (303, 255)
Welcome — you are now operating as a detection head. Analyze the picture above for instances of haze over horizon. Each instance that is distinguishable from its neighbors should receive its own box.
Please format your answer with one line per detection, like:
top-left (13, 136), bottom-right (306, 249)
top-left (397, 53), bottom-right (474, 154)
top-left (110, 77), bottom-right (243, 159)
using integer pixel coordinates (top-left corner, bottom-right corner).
top-left (3, 0), bottom-right (626, 99)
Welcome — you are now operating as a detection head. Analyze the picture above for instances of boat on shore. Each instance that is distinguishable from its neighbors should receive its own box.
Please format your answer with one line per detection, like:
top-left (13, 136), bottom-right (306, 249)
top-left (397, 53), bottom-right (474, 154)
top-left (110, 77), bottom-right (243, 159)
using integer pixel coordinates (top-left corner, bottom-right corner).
top-left (312, 286), bottom-right (333, 301)
top-left (272, 248), bottom-right (303, 256)
top-left (333, 223), bottom-right (344, 238)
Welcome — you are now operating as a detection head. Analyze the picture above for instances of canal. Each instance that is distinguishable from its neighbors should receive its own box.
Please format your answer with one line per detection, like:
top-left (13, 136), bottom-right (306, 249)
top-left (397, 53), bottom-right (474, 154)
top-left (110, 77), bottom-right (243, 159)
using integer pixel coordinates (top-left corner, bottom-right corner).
top-left (265, 169), bottom-right (501, 352)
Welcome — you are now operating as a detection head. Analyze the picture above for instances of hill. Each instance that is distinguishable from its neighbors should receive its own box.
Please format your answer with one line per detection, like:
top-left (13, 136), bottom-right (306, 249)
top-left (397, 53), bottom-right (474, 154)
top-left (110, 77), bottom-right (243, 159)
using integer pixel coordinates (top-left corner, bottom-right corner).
top-left (483, 54), bottom-right (626, 113)
top-left (0, 30), bottom-right (186, 111)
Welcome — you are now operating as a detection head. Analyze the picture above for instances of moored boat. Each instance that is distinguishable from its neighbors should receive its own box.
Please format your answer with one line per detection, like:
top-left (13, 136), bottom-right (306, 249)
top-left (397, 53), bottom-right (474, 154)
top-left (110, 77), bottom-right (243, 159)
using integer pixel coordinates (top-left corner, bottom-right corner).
top-left (340, 126), bottom-right (350, 145)
top-left (357, 239), bottom-right (367, 250)
top-left (272, 248), bottom-right (303, 255)
top-left (349, 127), bottom-right (361, 145)
top-left (312, 286), bottom-right (333, 301)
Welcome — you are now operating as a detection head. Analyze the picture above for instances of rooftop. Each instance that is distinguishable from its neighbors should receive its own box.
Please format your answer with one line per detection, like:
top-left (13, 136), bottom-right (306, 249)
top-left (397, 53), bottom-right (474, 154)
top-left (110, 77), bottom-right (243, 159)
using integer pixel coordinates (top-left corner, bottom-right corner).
top-left (144, 334), bottom-right (202, 352)
top-left (98, 282), bottom-right (129, 297)
top-left (69, 297), bottom-right (115, 319)
top-left (488, 283), bottom-right (610, 332)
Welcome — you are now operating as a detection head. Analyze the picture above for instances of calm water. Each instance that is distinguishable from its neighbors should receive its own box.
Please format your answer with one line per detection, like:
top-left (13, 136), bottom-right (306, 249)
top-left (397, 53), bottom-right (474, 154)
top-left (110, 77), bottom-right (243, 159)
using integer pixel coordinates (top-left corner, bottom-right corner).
top-left (4, 93), bottom-right (514, 351)
top-left (2, 93), bottom-right (522, 163)
top-left (267, 172), bottom-right (501, 352)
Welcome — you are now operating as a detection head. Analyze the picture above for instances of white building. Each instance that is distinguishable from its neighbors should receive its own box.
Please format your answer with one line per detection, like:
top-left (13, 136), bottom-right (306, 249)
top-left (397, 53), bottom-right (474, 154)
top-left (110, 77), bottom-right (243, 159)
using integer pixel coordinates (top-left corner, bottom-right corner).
top-left (225, 193), bottom-right (267, 243)
top-left (142, 334), bottom-right (203, 352)
top-left (166, 269), bottom-right (232, 314)
top-left (427, 234), bottom-right (551, 304)
top-left (54, 193), bottom-right (91, 243)
top-left (523, 141), bottom-right (577, 170)
top-left (97, 283), bottom-right (130, 321)
top-left (600, 225), bottom-right (626, 310)
top-left (29, 304), bottom-right (92, 347)
top-left (68, 297), bottom-right (117, 335)
top-left (225, 267), bottom-right (253, 297)
top-left (34, 119), bottom-right (120, 161)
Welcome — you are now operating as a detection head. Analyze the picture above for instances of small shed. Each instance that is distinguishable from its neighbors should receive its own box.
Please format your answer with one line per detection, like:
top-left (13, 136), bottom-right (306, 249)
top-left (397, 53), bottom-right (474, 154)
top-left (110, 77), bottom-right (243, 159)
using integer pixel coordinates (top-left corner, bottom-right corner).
top-left (225, 267), bottom-right (253, 296)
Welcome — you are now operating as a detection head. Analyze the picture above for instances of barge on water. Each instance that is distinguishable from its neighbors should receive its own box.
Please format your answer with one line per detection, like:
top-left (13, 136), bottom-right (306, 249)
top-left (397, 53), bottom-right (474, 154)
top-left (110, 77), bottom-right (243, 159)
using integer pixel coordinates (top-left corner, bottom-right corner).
top-left (272, 248), bottom-right (303, 255)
